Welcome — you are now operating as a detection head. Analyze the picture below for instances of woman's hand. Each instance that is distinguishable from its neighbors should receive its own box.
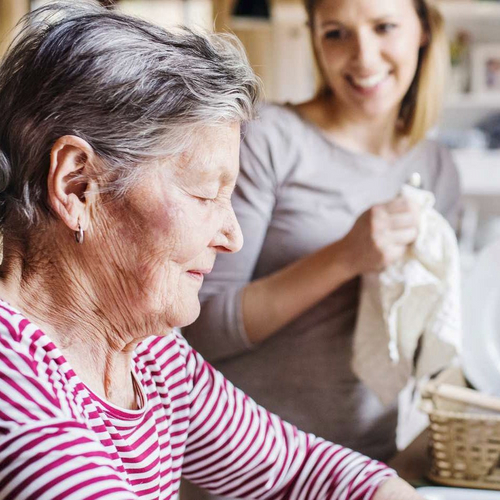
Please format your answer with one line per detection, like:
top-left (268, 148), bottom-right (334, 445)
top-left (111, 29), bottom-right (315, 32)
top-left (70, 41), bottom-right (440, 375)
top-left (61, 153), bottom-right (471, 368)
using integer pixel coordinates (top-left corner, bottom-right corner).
top-left (340, 195), bottom-right (420, 276)
top-left (239, 195), bottom-right (419, 345)
top-left (373, 477), bottom-right (425, 500)
top-left (232, 195), bottom-right (419, 345)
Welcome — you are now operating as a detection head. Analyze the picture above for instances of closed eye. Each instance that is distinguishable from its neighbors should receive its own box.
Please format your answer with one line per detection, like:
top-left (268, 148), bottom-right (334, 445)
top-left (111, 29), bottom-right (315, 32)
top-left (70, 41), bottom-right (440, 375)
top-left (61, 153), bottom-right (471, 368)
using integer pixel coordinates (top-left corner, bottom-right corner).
top-left (194, 195), bottom-right (217, 204)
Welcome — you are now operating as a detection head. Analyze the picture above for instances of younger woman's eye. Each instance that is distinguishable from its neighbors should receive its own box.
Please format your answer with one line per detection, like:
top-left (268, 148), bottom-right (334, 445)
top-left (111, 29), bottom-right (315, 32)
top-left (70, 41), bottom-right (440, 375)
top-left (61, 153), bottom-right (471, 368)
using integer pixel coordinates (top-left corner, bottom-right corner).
top-left (324, 28), bottom-right (347, 41)
top-left (376, 23), bottom-right (397, 34)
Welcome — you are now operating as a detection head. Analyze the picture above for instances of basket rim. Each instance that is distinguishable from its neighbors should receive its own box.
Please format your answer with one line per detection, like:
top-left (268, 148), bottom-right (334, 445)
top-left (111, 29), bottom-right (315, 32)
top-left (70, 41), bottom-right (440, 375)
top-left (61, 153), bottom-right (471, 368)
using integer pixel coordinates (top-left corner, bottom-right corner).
top-left (428, 407), bottom-right (500, 422)
top-left (427, 472), bottom-right (500, 491)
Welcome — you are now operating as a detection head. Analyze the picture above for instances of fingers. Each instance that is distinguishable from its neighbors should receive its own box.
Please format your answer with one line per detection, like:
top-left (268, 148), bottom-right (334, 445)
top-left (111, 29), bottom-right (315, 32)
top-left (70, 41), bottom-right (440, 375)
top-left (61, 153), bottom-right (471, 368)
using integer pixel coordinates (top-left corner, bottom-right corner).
top-left (384, 195), bottom-right (419, 216)
top-left (348, 198), bottom-right (420, 273)
top-left (389, 212), bottom-right (418, 230)
top-left (371, 206), bottom-right (418, 231)
top-left (390, 227), bottom-right (418, 245)
top-left (376, 196), bottom-right (419, 230)
top-left (382, 245), bottom-right (408, 266)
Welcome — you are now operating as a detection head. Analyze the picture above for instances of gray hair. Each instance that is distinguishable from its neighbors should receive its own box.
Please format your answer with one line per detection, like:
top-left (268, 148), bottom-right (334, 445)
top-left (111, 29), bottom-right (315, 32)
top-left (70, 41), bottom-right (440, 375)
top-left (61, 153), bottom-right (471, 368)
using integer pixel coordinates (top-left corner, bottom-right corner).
top-left (0, 1), bottom-right (261, 231)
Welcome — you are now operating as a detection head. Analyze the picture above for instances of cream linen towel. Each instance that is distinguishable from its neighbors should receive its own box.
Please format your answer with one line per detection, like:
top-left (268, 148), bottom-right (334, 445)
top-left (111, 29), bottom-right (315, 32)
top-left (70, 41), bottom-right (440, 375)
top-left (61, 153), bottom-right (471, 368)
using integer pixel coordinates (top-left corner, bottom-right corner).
top-left (351, 185), bottom-right (462, 406)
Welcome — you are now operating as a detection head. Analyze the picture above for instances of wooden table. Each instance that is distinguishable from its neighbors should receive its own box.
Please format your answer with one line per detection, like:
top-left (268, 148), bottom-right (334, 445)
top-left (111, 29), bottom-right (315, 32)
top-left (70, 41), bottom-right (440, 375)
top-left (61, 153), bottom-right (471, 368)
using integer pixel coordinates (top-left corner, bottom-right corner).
top-left (388, 428), bottom-right (431, 486)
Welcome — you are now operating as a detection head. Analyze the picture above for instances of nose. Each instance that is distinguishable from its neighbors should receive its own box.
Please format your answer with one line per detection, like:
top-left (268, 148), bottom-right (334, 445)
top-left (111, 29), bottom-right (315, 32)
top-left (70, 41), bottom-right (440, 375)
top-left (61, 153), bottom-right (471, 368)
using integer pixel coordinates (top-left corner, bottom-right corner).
top-left (352, 29), bottom-right (378, 68)
top-left (212, 204), bottom-right (243, 254)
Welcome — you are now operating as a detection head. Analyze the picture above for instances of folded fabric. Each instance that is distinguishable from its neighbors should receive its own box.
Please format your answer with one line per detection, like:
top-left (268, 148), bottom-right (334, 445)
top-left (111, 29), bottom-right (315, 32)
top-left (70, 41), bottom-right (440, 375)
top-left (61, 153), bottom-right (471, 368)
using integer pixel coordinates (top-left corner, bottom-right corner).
top-left (351, 185), bottom-right (462, 406)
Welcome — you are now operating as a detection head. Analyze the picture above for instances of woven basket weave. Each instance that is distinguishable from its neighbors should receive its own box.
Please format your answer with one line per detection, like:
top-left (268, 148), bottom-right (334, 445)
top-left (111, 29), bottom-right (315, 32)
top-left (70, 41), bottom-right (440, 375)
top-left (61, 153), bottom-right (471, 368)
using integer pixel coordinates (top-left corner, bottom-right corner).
top-left (421, 368), bottom-right (500, 490)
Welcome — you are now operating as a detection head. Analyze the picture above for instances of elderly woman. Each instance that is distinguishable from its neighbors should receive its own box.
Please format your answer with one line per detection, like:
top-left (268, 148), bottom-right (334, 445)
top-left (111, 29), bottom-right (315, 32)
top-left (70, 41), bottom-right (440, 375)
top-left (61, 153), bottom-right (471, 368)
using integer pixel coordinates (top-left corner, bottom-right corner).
top-left (0, 2), bottom-right (422, 499)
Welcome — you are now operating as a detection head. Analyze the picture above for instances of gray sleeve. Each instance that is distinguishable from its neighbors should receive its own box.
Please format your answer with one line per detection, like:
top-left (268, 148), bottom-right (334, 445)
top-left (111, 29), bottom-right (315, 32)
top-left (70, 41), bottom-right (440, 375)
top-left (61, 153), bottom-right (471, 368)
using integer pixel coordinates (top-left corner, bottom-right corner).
top-left (182, 111), bottom-right (283, 362)
top-left (432, 144), bottom-right (462, 231)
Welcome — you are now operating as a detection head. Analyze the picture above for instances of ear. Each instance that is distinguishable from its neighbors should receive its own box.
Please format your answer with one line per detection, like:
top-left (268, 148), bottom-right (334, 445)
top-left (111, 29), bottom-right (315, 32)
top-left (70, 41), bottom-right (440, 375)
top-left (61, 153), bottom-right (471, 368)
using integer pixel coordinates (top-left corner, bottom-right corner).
top-left (47, 135), bottom-right (96, 232)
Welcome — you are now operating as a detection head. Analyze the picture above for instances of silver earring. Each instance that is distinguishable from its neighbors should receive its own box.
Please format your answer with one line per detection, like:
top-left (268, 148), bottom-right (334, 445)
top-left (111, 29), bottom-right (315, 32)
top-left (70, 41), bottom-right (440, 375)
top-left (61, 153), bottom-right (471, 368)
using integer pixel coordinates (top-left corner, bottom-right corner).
top-left (75, 223), bottom-right (84, 244)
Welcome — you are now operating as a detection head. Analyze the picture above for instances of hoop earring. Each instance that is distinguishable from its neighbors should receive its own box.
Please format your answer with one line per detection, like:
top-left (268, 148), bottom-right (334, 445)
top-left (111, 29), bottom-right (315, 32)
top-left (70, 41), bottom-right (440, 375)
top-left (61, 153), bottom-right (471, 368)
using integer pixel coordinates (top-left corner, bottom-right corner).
top-left (75, 223), bottom-right (84, 244)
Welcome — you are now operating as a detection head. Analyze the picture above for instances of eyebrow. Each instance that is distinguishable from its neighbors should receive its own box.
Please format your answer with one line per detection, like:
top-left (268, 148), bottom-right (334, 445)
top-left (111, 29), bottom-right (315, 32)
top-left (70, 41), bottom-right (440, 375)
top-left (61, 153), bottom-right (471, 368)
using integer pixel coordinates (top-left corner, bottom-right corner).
top-left (371, 16), bottom-right (398, 23)
top-left (193, 161), bottom-right (232, 187)
top-left (320, 15), bottom-right (397, 28)
top-left (320, 20), bottom-right (343, 28)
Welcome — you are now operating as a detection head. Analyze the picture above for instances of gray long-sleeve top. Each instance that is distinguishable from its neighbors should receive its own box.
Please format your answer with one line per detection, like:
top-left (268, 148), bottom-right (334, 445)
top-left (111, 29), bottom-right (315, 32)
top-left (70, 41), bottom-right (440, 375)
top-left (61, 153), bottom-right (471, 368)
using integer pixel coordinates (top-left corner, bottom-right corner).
top-left (183, 104), bottom-right (461, 465)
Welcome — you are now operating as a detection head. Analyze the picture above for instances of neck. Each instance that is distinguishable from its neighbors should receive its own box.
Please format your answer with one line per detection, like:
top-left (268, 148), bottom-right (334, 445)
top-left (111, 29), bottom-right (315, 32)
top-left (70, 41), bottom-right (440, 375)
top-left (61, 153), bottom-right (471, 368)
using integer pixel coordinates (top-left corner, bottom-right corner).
top-left (306, 94), bottom-right (407, 161)
top-left (0, 231), bottom-right (142, 409)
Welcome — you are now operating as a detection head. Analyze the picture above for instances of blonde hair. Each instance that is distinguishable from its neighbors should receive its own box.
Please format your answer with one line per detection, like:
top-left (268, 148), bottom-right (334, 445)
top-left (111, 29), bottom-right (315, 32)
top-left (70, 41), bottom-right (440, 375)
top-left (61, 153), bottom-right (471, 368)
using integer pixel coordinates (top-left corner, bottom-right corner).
top-left (401, 1), bottom-right (449, 147)
top-left (305, 0), bottom-right (449, 148)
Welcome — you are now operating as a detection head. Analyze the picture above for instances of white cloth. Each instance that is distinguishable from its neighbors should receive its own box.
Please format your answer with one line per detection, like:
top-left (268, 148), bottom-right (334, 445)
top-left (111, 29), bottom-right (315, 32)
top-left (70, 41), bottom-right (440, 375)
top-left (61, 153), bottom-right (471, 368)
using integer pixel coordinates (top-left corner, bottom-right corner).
top-left (352, 185), bottom-right (462, 406)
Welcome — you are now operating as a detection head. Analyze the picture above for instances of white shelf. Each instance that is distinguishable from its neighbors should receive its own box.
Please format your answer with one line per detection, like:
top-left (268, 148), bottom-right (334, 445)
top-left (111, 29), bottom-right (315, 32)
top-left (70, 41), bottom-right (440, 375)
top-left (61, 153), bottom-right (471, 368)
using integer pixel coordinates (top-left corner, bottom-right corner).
top-left (453, 149), bottom-right (500, 195)
top-left (445, 93), bottom-right (500, 109)
top-left (438, 0), bottom-right (500, 21)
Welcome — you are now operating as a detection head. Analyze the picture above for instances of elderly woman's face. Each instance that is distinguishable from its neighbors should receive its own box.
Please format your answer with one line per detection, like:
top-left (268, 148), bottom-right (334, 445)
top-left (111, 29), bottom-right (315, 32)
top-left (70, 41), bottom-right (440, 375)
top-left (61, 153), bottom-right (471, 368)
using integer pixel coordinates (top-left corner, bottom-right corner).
top-left (94, 123), bottom-right (243, 331)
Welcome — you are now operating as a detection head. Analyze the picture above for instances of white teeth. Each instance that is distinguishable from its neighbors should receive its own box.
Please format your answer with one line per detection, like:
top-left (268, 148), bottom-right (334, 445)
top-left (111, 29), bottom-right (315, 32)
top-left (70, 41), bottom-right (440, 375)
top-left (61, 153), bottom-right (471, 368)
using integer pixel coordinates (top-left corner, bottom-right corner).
top-left (351, 73), bottom-right (388, 88)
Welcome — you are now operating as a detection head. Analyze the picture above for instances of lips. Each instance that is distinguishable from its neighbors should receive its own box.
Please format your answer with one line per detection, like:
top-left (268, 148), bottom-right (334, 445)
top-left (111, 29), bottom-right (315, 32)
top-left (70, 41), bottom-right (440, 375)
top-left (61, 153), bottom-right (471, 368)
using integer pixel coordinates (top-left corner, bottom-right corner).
top-left (188, 268), bottom-right (213, 275)
top-left (186, 268), bottom-right (213, 281)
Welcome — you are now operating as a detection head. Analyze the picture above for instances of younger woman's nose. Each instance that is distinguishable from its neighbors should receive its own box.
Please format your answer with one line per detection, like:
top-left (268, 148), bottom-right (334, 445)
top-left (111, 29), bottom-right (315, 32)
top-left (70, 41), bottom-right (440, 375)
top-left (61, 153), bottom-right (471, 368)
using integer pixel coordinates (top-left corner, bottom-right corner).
top-left (351, 30), bottom-right (379, 67)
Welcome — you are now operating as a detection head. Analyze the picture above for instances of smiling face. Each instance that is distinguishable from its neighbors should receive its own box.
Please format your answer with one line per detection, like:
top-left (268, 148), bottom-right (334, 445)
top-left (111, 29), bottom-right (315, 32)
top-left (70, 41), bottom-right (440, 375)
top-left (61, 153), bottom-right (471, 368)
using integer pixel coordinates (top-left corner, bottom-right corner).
top-left (312, 0), bottom-right (425, 122)
top-left (90, 123), bottom-right (243, 333)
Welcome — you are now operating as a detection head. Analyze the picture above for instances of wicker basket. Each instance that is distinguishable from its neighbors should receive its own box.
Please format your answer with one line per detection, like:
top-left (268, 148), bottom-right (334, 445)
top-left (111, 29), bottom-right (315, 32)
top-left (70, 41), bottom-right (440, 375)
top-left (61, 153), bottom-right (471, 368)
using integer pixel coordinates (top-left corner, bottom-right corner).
top-left (420, 367), bottom-right (500, 490)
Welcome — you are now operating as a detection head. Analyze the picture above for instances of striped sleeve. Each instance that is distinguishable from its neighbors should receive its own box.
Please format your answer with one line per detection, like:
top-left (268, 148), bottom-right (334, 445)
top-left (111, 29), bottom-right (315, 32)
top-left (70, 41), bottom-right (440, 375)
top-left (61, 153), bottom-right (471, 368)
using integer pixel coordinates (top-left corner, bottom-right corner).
top-left (179, 335), bottom-right (397, 500)
top-left (0, 328), bottom-right (137, 500)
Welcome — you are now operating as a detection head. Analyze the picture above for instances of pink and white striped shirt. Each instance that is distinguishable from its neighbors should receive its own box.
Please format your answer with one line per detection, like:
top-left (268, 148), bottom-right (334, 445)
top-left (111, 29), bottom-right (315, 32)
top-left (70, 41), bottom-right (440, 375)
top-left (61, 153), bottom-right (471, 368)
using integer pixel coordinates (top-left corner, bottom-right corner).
top-left (0, 300), bottom-right (396, 500)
